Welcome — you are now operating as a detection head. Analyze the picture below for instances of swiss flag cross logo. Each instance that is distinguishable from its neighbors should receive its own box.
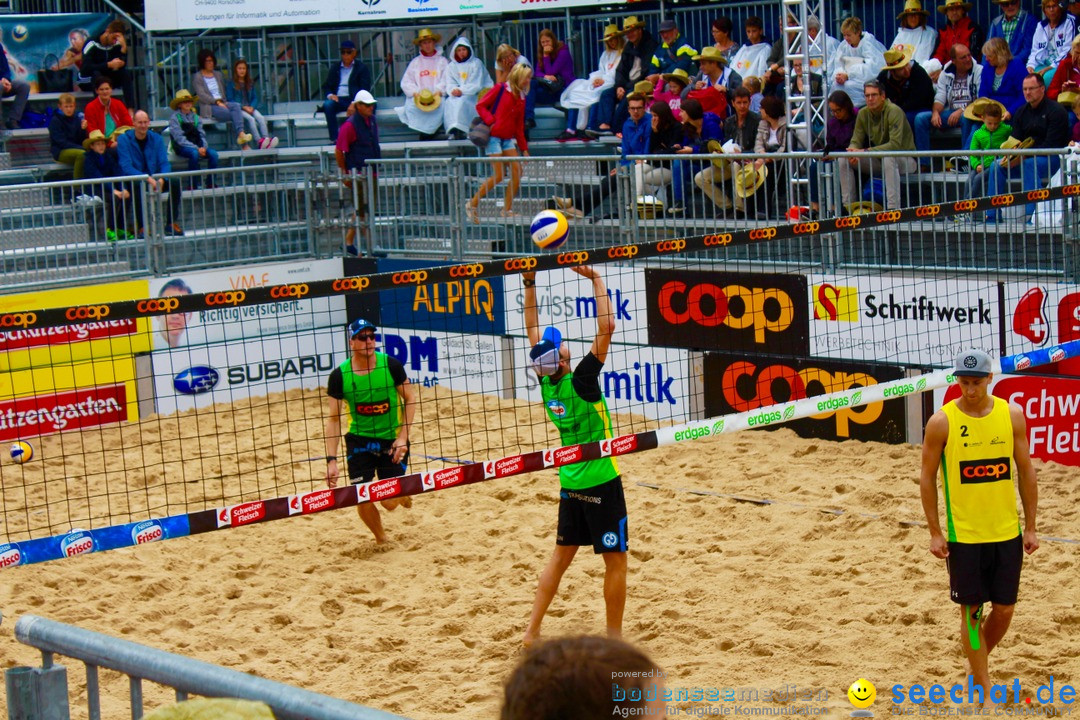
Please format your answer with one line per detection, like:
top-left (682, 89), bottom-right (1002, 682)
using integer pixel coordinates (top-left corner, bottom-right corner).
top-left (484, 461), bottom-right (495, 479)
top-left (421, 473), bottom-right (435, 491)
top-left (1013, 287), bottom-right (1049, 346)
top-left (356, 484), bottom-right (369, 503)
top-left (216, 507), bottom-right (231, 528)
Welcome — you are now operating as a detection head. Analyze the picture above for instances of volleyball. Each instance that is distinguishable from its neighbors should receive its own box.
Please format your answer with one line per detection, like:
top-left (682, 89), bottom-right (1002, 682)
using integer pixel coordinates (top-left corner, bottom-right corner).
top-left (10, 441), bottom-right (33, 463)
top-left (530, 210), bottom-right (569, 250)
top-left (11, 25), bottom-right (28, 42)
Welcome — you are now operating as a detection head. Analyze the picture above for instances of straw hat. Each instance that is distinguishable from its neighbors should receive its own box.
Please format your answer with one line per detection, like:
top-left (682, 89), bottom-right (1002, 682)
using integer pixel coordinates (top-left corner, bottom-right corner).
top-left (661, 68), bottom-right (691, 86)
top-left (846, 200), bottom-right (884, 215)
top-left (169, 89), bottom-right (196, 110)
top-left (938, 0), bottom-right (973, 13)
top-left (882, 48), bottom-right (913, 71)
top-left (962, 97), bottom-right (1007, 121)
top-left (1058, 89), bottom-right (1080, 106)
top-left (600, 23), bottom-right (621, 41)
top-left (621, 16), bottom-right (645, 32)
top-left (733, 164), bottom-right (767, 199)
top-left (692, 46), bottom-right (729, 64)
top-left (898, 0), bottom-right (930, 18)
top-left (110, 126), bottom-right (133, 139)
top-left (83, 129), bottom-right (107, 150)
top-left (633, 80), bottom-right (655, 97)
top-left (413, 28), bottom-right (441, 45)
top-left (414, 89), bottom-right (442, 111)
top-left (636, 195), bottom-right (664, 219)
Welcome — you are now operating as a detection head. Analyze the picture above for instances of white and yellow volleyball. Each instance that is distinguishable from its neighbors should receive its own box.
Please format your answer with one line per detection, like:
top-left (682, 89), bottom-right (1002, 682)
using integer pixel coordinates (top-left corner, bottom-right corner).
top-left (530, 210), bottom-right (569, 250)
top-left (10, 441), bottom-right (33, 463)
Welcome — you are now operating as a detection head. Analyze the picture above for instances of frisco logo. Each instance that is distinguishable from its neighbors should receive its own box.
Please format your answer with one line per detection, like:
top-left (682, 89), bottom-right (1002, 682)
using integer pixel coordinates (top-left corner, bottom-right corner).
top-left (0, 542), bottom-right (23, 568)
top-left (131, 520), bottom-right (164, 545)
top-left (60, 530), bottom-right (95, 557)
top-left (485, 456), bottom-right (524, 479)
top-left (289, 489), bottom-right (335, 516)
top-left (600, 435), bottom-right (638, 456)
top-left (543, 445), bottom-right (583, 467)
top-left (1015, 354), bottom-right (1032, 370)
top-left (1050, 346), bottom-right (1067, 363)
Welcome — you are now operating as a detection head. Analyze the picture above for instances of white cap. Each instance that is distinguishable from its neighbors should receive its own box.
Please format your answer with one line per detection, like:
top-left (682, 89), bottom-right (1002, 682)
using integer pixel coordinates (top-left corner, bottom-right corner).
top-left (353, 90), bottom-right (376, 105)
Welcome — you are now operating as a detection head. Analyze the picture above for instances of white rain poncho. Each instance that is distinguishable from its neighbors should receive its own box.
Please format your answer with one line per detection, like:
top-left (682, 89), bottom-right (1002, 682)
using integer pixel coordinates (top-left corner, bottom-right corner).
top-left (442, 37), bottom-right (491, 134)
top-left (396, 48), bottom-right (449, 134)
top-left (560, 47), bottom-right (621, 109)
top-left (828, 31), bottom-right (887, 107)
top-left (730, 42), bottom-right (772, 80)
top-left (890, 26), bottom-right (939, 65)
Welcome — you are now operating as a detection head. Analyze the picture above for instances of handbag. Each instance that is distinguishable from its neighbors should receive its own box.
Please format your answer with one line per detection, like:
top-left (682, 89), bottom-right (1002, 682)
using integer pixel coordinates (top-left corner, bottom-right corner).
top-left (468, 85), bottom-right (506, 148)
top-left (38, 54), bottom-right (74, 93)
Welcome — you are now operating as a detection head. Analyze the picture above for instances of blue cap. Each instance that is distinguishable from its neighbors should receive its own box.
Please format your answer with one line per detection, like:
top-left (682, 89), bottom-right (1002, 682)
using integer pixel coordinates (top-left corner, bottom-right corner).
top-left (954, 348), bottom-right (992, 377)
top-left (658, 19), bottom-right (677, 32)
top-left (340, 39), bottom-right (357, 51)
top-left (348, 318), bottom-right (376, 337)
top-left (529, 327), bottom-right (563, 376)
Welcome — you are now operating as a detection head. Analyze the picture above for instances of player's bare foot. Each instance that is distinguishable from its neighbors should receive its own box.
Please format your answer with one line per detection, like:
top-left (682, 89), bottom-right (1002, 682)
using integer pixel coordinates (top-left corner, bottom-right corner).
top-left (522, 630), bottom-right (540, 649)
top-left (400, 496), bottom-right (413, 509)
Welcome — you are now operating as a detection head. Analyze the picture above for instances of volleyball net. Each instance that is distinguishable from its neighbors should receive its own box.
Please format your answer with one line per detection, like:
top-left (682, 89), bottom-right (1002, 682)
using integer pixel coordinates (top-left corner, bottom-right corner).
top-left (2, 187), bottom-right (1080, 566)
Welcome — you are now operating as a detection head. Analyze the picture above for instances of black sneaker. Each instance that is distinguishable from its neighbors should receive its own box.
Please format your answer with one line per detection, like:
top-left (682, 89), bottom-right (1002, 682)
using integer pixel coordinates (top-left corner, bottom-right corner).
top-left (554, 130), bottom-right (576, 142)
top-left (576, 130), bottom-right (593, 141)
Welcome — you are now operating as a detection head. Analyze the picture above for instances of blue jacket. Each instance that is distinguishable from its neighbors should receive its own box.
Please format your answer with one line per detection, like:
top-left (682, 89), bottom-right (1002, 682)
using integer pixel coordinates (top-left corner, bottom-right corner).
top-left (226, 82), bottom-right (261, 112)
top-left (48, 112), bottom-right (86, 160)
top-left (83, 149), bottom-right (124, 194)
top-left (117, 129), bottom-right (171, 176)
top-left (0, 42), bottom-right (12, 81)
top-left (683, 112), bottom-right (724, 153)
top-left (979, 57), bottom-right (1028, 115)
top-left (620, 113), bottom-right (651, 166)
top-left (988, 10), bottom-right (1038, 66)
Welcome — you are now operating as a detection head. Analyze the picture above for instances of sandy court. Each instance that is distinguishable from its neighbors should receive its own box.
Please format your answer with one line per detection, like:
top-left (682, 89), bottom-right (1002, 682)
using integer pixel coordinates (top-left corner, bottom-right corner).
top-left (0, 393), bottom-right (1078, 719)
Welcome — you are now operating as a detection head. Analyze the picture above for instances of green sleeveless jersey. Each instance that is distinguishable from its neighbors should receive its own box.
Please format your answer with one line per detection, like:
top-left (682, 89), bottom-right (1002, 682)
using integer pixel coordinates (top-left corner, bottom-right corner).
top-left (339, 355), bottom-right (400, 439)
top-left (539, 370), bottom-right (619, 490)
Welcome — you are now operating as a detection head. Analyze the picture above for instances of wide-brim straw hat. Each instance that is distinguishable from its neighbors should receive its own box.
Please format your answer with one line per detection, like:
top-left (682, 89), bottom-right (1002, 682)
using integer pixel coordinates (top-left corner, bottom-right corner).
top-left (733, 164), bottom-right (767, 198)
top-left (601, 23), bottom-right (621, 41)
top-left (1058, 89), bottom-right (1080, 106)
top-left (898, 0), bottom-right (930, 18)
top-left (962, 97), bottom-right (1008, 121)
top-left (661, 68), bottom-right (691, 86)
top-left (414, 89), bottom-right (442, 111)
top-left (846, 200), bottom-right (884, 215)
top-left (83, 129), bottom-right (107, 150)
top-left (621, 16), bottom-right (645, 32)
top-left (413, 28), bottom-right (441, 45)
top-left (692, 46), bottom-right (729, 64)
top-left (882, 48), bottom-right (913, 71)
top-left (633, 80), bottom-right (655, 96)
top-left (636, 194), bottom-right (663, 219)
top-left (169, 89), bottom-right (196, 110)
top-left (938, 0), bottom-right (973, 13)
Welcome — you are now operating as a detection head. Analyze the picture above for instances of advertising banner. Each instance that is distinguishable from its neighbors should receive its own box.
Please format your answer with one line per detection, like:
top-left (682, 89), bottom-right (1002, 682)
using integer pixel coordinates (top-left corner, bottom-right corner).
top-left (0, 14), bottom-right (111, 92)
top-left (511, 339), bottom-right (693, 424)
top-left (380, 326), bottom-right (504, 396)
top-left (149, 259), bottom-right (345, 351)
top-left (644, 268), bottom-right (810, 356)
top-left (379, 258), bottom-right (505, 336)
top-left (342, 257), bottom-right (381, 329)
top-left (1002, 282), bottom-right (1080, 376)
top-left (934, 374), bottom-right (1080, 466)
top-left (808, 274), bottom-right (1001, 367)
top-left (0, 279), bottom-right (152, 372)
top-left (505, 267), bottom-right (646, 345)
top-left (703, 353), bottom-right (907, 443)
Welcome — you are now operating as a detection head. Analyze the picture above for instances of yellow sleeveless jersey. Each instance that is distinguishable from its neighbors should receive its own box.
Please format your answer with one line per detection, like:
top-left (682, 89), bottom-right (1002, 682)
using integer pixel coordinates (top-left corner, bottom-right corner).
top-left (940, 396), bottom-right (1020, 544)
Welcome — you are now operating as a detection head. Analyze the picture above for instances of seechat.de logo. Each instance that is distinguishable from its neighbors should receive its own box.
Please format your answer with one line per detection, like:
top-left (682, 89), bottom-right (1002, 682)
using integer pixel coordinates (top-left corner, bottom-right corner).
top-left (174, 366), bottom-right (221, 395)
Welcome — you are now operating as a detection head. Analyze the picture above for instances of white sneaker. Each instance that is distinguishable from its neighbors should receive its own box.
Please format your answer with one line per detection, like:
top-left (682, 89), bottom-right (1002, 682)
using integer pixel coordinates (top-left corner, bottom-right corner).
top-left (268, 136), bottom-right (279, 149)
top-left (73, 194), bottom-right (103, 207)
top-left (257, 137), bottom-right (270, 150)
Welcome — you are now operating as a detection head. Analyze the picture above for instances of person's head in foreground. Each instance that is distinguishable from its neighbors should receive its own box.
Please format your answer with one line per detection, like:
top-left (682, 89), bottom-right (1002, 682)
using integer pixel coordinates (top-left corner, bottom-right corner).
top-left (953, 348), bottom-right (993, 402)
top-left (500, 635), bottom-right (665, 720)
top-left (529, 326), bottom-right (570, 379)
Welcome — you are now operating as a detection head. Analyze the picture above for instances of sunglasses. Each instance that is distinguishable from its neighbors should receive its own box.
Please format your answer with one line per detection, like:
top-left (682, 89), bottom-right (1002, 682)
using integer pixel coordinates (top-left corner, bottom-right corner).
top-left (352, 332), bottom-right (376, 341)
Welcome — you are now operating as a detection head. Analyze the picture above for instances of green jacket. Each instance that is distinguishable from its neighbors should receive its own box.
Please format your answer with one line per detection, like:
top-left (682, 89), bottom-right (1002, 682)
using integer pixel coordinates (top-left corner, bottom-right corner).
top-left (850, 99), bottom-right (915, 152)
top-left (969, 122), bottom-right (1013, 171)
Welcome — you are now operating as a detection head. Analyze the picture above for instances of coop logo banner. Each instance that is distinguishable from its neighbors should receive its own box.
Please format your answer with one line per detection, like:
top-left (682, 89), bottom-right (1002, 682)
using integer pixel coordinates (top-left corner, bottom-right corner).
top-left (645, 268), bottom-right (809, 355)
top-left (808, 274), bottom-right (1000, 366)
top-left (702, 353), bottom-right (907, 443)
top-left (378, 259), bottom-right (505, 335)
top-left (1003, 283), bottom-right (1080, 377)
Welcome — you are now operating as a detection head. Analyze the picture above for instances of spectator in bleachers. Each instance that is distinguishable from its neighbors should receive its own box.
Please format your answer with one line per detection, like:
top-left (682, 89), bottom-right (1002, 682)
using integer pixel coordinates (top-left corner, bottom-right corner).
top-left (192, 49), bottom-right (252, 149)
top-left (81, 20), bottom-right (134, 108)
top-left (741, 95), bottom-right (788, 216)
top-left (763, 14), bottom-right (801, 98)
top-left (840, 79), bottom-right (917, 211)
top-left (335, 90), bottom-right (380, 256)
top-left (800, 15), bottom-right (841, 78)
top-left (648, 19), bottom-right (696, 85)
top-left (695, 86), bottom-right (760, 211)
top-left (82, 129), bottom-right (133, 242)
top-left (744, 75), bottom-right (764, 112)
top-left (84, 75), bottom-right (132, 147)
top-left (228, 59), bottom-right (278, 150)
top-left (0, 35), bottom-right (29, 130)
top-left (980, 37), bottom-right (1028, 115)
top-left (967, 100), bottom-right (1012, 218)
top-left (892, 0), bottom-right (940, 68)
top-left (593, 16), bottom-right (657, 135)
top-left (634, 100), bottom-right (681, 203)
top-left (320, 39), bottom-right (370, 144)
top-left (877, 49), bottom-right (937, 151)
top-left (934, 0), bottom-right (985, 65)
top-left (915, 43), bottom-right (983, 162)
top-left (710, 17), bottom-right (742, 65)
top-left (167, 89), bottom-right (219, 188)
top-left (558, 24), bottom-right (622, 141)
top-left (790, 58), bottom-right (827, 148)
top-left (1028, 0), bottom-right (1076, 82)
top-left (1048, 34), bottom-right (1080, 101)
top-left (829, 16), bottom-right (888, 108)
top-left (730, 16), bottom-right (772, 84)
top-left (117, 110), bottom-right (183, 237)
top-left (534, 29), bottom-right (576, 131)
top-left (54, 28), bottom-right (88, 80)
top-left (987, 0), bottom-right (1038, 66)
top-left (49, 93), bottom-right (88, 179)
top-left (398, 29), bottom-right (449, 140)
top-left (668, 97), bottom-right (723, 215)
top-left (684, 46), bottom-right (742, 118)
top-left (494, 44), bottom-right (531, 85)
top-left (654, 68), bottom-right (689, 114)
top-left (443, 37), bottom-right (491, 141)
top-left (466, 62), bottom-right (530, 223)
top-left (809, 90), bottom-right (859, 216)
top-left (1001, 72), bottom-right (1069, 216)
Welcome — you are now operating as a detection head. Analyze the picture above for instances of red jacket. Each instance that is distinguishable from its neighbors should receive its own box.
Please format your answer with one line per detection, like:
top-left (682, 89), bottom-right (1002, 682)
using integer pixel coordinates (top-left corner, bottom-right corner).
top-left (933, 16), bottom-right (985, 65)
top-left (477, 83), bottom-right (528, 153)
top-left (1048, 54), bottom-right (1080, 100)
top-left (84, 97), bottom-right (133, 140)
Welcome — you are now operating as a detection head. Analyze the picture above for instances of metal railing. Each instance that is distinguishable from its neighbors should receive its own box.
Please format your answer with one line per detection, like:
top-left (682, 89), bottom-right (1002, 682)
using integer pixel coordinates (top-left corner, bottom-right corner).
top-left (10, 614), bottom-right (409, 720)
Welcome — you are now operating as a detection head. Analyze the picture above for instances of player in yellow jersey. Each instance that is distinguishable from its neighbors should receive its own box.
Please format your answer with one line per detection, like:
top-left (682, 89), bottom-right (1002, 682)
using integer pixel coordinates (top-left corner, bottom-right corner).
top-left (919, 349), bottom-right (1039, 703)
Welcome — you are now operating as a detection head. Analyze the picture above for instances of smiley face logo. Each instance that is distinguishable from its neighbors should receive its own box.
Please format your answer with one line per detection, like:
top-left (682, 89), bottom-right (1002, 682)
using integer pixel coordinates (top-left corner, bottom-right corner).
top-left (848, 678), bottom-right (876, 709)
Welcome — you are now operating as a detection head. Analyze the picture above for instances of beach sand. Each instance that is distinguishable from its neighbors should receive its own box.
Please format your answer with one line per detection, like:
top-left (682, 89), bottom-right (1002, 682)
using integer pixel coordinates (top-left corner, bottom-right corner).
top-left (1, 389), bottom-right (1078, 719)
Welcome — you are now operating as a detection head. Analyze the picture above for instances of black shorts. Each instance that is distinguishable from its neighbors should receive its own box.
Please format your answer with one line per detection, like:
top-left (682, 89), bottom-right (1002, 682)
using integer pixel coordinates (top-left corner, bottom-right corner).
top-left (557, 477), bottom-right (628, 554)
top-left (946, 535), bottom-right (1023, 606)
top-left (344, 434), bottom-right (408, 484)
